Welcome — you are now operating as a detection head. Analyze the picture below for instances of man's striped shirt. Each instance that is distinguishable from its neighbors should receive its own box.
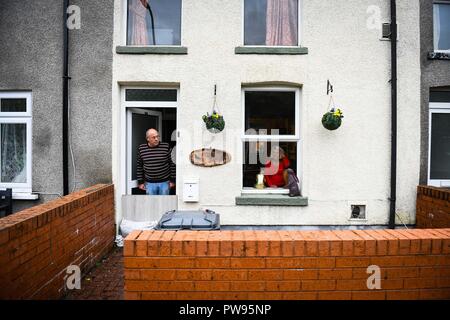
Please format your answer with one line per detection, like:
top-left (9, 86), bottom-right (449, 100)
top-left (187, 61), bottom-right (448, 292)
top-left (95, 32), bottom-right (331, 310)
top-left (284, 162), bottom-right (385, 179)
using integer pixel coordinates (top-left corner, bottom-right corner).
top-left (137, 142), bottom-right (176, 184)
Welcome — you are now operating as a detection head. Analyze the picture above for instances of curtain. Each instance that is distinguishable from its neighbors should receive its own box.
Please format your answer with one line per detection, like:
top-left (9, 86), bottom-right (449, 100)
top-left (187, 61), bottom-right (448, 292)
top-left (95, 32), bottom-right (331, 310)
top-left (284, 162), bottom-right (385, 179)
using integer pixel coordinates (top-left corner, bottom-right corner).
top-left (128, 0), bottom-right (149, 45)
top-left (266, 0), bottom-right (298, 46)
top-left (434, 4), bottom-right (441, 50)
top-left (1, 124), bottom-right (26, 183)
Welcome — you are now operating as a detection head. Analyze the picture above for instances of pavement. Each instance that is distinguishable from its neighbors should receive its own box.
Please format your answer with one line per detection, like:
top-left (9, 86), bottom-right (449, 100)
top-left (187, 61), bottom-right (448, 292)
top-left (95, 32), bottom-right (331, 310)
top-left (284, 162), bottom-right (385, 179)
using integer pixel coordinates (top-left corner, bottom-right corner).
top-left (64, 246), bottom-right (124, 300)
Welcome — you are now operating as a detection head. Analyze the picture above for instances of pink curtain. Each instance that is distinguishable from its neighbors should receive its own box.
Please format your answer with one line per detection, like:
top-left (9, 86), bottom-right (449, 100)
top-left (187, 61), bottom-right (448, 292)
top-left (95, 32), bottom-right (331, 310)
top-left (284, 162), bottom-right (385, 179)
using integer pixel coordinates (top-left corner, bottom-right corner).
top-left (266, 0), bottom-right (298, 46)
top-left (128, 0), bottom-right (149, 45)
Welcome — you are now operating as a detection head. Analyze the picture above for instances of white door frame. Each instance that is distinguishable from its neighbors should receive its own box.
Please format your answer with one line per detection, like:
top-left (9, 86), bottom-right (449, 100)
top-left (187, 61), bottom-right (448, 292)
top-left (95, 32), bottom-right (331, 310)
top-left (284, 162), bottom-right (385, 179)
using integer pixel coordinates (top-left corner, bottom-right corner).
top-left (126, 108), bottom-right (162, 194)
top-left (428, 102), bottom-right (450, 187)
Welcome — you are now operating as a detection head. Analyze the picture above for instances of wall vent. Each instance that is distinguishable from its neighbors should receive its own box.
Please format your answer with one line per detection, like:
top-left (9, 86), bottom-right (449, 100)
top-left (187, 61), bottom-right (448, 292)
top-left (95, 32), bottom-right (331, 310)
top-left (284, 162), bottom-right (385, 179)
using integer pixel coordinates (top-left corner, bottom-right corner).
top-left (381, 23), bottom-right (391, 39)
top-left (380, 23), bottom-right (399, 41)
top-left (350, 205), bottom-right (366, 219)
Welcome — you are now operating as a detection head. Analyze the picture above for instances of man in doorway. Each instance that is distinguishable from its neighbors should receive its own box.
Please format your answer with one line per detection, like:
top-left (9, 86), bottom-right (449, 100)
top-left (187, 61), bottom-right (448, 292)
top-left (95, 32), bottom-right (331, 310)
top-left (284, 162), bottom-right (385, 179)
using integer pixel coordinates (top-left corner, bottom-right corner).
top-left (137, 128), bottom-right (176, 195)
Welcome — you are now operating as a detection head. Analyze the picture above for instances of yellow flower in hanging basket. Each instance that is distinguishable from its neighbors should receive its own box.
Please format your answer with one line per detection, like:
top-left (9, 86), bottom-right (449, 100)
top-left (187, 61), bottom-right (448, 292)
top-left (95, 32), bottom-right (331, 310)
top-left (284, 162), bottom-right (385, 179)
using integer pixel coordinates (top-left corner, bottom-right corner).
top-left (333, 108), bottom-right (343, 117)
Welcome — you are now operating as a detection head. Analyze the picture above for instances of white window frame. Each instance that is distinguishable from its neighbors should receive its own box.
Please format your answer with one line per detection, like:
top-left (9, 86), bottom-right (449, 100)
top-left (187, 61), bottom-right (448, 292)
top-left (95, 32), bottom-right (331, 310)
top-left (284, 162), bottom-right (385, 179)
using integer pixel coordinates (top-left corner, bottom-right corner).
top-left (120, 87), bottom-right (179, 196)
top-left (242, 0), bottom-right (302, 47)
top-left (0, 92), bottom-right (33, 194)
top-left (428, 102), bottom-right (450, 187)
top-left (433, 1), bottom-right (450, 53)
top-left (241, 87), bottom-right (302, 194)
top-left (122, 0), bottom-right (184, 47)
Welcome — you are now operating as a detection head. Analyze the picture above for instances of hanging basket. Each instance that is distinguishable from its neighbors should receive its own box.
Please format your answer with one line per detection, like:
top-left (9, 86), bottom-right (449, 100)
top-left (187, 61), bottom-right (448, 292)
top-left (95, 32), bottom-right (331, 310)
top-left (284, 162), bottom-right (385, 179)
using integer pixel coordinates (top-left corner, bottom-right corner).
top-left (322, 88), bottom-right (344, 130)
top-left (322, 108), bottom-right (343, 130)
top-left (203, 84), bottom-right (225, 133)
top-left (202, 112), bottom-right (225, 133)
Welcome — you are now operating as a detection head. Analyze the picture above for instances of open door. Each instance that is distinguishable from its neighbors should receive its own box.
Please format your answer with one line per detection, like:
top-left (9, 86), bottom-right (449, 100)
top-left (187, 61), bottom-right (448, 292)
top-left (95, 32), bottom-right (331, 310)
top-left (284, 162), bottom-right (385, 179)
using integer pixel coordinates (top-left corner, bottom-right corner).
top-left (126, 108), bottom-right (162, 194)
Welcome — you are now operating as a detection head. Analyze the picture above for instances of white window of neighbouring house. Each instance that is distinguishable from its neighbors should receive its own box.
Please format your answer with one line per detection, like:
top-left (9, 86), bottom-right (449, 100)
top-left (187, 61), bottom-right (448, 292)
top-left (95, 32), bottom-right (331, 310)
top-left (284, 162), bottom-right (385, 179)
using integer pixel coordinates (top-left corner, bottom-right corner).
top-left (433, 2), bottom-right (450, 52)
top-left (0, 92), bottom-right (32, 193)
top-left (429, 92), bottom-right (450, 187)
top-left (244, 0), bottom-right (300, 46)
top-left (126, 0), bottom-right (182, 46)
top-left (242, 88), bottom-right (300, 193)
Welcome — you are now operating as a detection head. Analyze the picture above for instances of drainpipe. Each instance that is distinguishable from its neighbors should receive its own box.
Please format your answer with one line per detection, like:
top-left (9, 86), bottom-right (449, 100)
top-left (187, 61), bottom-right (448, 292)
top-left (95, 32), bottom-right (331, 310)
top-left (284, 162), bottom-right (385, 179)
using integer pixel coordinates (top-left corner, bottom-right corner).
top-left (388, 0), bottom-right (397, 229)
top-left (62, 0), bottom-right (70, 196)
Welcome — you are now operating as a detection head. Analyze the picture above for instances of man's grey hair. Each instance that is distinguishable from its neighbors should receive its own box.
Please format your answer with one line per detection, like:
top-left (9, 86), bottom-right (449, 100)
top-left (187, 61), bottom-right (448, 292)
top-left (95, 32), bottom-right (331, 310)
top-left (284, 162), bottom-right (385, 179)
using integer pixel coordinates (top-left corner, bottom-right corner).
top-left (146, 128), bottom-right (159, 139)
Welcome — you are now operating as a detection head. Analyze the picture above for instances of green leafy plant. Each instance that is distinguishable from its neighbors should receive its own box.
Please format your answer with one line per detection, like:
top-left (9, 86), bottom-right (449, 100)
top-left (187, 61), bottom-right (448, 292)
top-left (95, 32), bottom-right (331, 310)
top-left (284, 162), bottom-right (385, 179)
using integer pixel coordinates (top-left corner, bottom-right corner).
top-left (322, 108), bottom-right (344, 130)
top-left (202, 111), bottom-right (225, 133)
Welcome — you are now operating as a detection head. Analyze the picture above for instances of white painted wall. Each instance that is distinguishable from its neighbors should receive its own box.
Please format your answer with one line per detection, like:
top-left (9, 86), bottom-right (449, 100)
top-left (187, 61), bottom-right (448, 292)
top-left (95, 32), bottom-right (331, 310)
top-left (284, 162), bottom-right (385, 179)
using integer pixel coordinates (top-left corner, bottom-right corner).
top-left (112, 0), bottom-right (421, 226)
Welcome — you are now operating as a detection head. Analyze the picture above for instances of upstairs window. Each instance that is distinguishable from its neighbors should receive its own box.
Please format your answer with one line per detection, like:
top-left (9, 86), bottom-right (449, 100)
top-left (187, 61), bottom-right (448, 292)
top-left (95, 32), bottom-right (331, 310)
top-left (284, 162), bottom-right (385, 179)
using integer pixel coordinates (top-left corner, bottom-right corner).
top-left (244, 0), bottom-right (299, 46)
top-left (433, 2), bottom-right (450, 52)
top-left (0, 92), bottom-right (32, 193)
top-left (127, 0), bottom-right (182, 46)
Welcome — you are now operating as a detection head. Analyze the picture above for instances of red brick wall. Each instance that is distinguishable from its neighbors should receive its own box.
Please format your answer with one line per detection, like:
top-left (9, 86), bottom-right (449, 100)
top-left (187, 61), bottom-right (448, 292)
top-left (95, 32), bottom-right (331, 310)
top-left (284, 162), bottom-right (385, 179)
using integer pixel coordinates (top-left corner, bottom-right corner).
top-left (0, 184), bottom-right (116, 299)
top-left (124, 229), bottom-right (450, 300)
top-left (417, 186), bottom-right (450, 228)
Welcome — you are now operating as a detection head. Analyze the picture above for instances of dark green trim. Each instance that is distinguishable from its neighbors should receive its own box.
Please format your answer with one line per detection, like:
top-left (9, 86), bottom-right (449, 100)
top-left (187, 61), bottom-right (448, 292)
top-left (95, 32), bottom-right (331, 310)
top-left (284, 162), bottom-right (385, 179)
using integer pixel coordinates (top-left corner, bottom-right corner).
top-left (236, 194), bottom-right (308, 206)
top-left (235, 46), bottom-right (308, 55)
top-left (116, 46), bottom-right (188, 55)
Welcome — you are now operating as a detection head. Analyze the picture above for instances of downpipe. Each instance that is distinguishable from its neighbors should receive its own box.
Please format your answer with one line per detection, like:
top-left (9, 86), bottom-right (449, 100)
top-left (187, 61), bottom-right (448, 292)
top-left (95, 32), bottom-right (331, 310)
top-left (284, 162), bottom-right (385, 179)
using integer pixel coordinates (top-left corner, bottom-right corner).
top-left (388, 0), bottom-right (397, 229)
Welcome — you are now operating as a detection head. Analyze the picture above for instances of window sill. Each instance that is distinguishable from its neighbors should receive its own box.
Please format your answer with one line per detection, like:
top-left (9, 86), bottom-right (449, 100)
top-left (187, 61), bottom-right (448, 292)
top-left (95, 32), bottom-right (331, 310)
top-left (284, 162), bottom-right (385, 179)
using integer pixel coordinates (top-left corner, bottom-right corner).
top-left (116, 46), bottom-right (188, 55)
top-left (235, 46), bottom-right (308, 55)
top-left (348, 218), bottom-right (368, 222)
top-left (235, 194), bottom-right (308, 206)
top-left (428, 51), bottom-right (450, 60)
top-left (12, 193), bottom-right (39, 200)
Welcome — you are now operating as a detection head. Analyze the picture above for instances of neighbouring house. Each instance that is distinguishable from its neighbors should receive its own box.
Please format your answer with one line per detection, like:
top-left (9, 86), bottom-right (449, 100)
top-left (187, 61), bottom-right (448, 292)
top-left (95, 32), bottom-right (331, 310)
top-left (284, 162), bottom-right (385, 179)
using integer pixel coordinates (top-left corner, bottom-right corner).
top-left (0, 0), bottom-right (114, 212)
top-left (1, 0), bottom-right (448, 229)
top-left (419, 0), bottom-right (450, 187)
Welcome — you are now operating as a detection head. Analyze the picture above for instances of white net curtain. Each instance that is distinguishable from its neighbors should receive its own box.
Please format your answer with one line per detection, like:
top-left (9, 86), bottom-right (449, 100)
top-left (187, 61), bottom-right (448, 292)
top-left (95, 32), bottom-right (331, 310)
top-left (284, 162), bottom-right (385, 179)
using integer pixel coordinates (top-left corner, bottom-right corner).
top-left (1, 123), bottom-right (26, 183)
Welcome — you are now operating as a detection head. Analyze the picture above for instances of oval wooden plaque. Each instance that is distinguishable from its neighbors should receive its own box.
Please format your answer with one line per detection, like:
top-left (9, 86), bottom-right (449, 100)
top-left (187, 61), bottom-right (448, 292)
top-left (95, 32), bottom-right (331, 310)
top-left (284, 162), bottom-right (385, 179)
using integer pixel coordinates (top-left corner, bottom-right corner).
top-left (189, 148), bottom-right (231, 167)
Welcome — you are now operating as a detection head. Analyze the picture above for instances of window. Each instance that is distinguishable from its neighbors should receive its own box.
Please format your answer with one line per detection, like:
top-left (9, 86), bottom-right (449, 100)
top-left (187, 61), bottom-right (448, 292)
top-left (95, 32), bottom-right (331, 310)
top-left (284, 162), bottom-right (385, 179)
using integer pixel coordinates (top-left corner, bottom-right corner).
top-left (125, 89), bottom-right (177, 102)
top-left (0, 92), bottom-right (32, 193)
top-left (433, 2), bottom-right (450, 52)
top-left (242, 88), bottom-right (300, 193)
top-left (126, 0), bottom-right (182, 46)
top-left (428, 102), bottom-right (450, 187)
top-left (244, 0), bottom-right (299, 46)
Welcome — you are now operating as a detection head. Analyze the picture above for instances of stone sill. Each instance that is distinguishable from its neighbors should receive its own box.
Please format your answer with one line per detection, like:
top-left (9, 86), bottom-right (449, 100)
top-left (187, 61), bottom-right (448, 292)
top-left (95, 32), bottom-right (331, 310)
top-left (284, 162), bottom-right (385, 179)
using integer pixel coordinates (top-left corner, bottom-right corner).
top-left (235, 194), bottom-right (308, 206)
top-left (235, 46), bottom-right (308, 55)
top-left (427, 51), bottom-right (450, 60)
top-left (12, 193), bottom-right (39, 200)
top-left (116, 46), bottom-right (188, 55)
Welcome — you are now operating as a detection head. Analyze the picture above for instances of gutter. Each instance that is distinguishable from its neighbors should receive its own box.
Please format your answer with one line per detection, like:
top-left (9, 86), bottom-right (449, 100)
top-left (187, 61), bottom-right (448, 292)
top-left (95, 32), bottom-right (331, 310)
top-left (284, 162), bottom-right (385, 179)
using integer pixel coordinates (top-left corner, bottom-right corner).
top-left (388, 0), bottom-right (397, 229)
top-left (62, 0), bottom-right (70, 195)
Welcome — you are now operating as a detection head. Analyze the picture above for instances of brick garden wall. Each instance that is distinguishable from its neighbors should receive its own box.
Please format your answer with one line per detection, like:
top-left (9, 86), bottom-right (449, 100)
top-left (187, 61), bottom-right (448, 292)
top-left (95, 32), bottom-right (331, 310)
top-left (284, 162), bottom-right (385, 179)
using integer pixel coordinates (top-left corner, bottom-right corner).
top-left (124, 229), bottom-right (450, 300)
top-left (0, 184), bottom-right (116, 299)
top-left (417, 186), bottom-right (450, 228)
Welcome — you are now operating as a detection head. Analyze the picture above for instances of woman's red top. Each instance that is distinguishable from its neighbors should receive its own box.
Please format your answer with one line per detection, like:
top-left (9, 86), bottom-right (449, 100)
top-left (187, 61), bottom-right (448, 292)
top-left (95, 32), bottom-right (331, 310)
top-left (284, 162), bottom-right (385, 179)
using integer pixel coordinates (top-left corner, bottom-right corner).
top-left (264, 157), bottom-right (290, 187)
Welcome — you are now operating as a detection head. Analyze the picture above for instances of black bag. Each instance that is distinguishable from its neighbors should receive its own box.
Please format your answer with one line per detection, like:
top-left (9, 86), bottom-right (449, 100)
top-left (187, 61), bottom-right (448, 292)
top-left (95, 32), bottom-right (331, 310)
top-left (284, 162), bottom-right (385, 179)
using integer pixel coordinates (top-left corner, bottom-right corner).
top-left (286, 168), bottom-right (301, 197)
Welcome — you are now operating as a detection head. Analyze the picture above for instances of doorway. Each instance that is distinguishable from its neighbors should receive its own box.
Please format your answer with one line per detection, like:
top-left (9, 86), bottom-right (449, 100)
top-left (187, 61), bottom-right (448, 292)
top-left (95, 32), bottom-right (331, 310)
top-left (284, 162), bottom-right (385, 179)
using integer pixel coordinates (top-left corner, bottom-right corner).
top-left (122, 88), bottom-right (178, 196)
top-left (126, 107), bottom-right (177, 195)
